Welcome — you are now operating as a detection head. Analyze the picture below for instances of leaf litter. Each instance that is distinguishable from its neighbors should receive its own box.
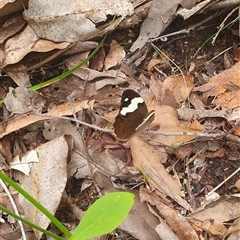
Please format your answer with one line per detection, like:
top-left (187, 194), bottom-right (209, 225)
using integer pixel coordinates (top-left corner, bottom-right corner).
top-left (0, 0), bottom-right (240, 240)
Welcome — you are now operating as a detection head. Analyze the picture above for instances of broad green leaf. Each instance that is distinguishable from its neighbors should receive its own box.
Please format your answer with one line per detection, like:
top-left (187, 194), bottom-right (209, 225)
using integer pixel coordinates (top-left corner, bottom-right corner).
top-left (70, 192), bottom-right (134, 240)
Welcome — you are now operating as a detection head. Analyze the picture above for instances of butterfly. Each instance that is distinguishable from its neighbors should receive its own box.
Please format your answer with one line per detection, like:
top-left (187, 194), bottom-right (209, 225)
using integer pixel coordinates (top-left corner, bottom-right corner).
top-left (113, 89), bottom-right (155, 141)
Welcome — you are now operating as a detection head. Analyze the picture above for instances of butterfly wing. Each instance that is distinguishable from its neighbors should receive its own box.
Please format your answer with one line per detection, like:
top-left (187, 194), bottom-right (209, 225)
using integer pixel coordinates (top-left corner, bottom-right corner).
top-left (113, 114), bottom-right (145, 141)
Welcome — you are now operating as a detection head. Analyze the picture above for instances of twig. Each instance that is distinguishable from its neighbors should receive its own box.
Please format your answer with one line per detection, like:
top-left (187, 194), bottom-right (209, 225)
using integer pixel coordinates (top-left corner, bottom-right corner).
top-left (206, 166), bottom-right (240, 198)
top-left (66, 98), bottom-right (102, 196)
top-left (36, 113), bottom-right (226, 138)
top-left (212, 7), bottom-right (239, 44)
top-left (0, 178), bottom-right (27, 240)
top-left (36, 114), bottom-right (113, 133)
top-left (147, 130), bottom-right (225, 138)
top-left (150, 29), bottom-right (190, 42)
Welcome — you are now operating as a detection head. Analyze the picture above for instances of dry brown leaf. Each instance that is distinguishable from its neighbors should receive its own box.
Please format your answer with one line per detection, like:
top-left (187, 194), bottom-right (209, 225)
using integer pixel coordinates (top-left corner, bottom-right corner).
top-left (129, 136), bottom-right (192, 211)
top-left (0, 0), bottom-right (28, 17)
top-left (213, 90), bottom-right (240, 110)
top-left (224, 218), bottom-right (240, 239)
top-left (0, 100), bottom-right (91, 138)
top-left (188, 196), bottom-right (240, 223)
top-left (198, 148), bottom-right (225, 159)
top-left (19, 135), bottom-right (70, 239)
top-left (147, 58), bottom-right (162, 72)
top-left (0, 15), bottom-right (26, 44)
top-left (104, 40), bottom-right (125, 70)
top-left (66, 62), bottom-right (127, 90)
top-left (129, 136), bottom-right (180, 194)
top-left (161, 75), bottom-right (194, 104)
top-left (194, 219), bottom-right (227, 236)
top-left (150, 105), bottom-right (203, 146)
top-left (140, 188), bottom-right (199, 240)
top-left (193, 61), bottom-right (240, 109)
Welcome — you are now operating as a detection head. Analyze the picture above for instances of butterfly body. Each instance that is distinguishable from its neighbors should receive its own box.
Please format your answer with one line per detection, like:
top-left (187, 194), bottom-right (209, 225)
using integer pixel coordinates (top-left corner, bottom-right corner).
top-left (113, 89), bottom-right (155, 141)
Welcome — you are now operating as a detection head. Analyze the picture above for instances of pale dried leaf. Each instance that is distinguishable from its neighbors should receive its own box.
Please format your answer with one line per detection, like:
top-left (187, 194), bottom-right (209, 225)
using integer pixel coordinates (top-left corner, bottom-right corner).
top-left (19, 136), bottom-right (69, 239)
top-left (177, 0), bottom-right (212, 19)
top-left (4, 87), bottom-right (46, 114)
top-left (5, 67), bottom-right (31, 87)
top-left (24, 0), bottom-right (134, 42)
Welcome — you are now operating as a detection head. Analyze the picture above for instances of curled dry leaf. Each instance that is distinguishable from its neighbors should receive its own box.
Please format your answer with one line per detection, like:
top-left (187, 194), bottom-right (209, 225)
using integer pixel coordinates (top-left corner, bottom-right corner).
top-left (24, 0), bottom-right (134, 42)
top-left (18, 135), bottom-right (69, 239)
top-left (161, 75), bottom-right (194, 104)
top-left (193, 61), bottom-right (240, 110)
top-left (3, 25), bottom-right (69, 67)
top-left (10, 150), bottom-right (39, 175)
top-left (0, 14), bottom-right (26, 44)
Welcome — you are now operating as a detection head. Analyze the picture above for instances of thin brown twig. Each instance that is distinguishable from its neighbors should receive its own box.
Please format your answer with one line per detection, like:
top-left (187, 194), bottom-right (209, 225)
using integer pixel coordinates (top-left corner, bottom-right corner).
top-left (36, 113), bottom-right (226, 138)
top-left (66, 97), bottom-right (101, 195)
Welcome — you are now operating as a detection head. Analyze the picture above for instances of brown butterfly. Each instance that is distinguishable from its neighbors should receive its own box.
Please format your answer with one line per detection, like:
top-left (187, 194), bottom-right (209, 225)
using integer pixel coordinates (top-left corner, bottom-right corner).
top-left (113, 89), bottom-right (155, 141)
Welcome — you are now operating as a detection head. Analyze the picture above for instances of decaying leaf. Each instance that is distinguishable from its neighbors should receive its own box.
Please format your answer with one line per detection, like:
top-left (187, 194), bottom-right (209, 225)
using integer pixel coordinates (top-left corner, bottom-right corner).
top-left (4, 87), bottom-right (46, 114)
top-left (131, 0), bottom-right (197, 51)
top-left (18, 135), bottom-right (70, 239)
top-left (129, 135), bottom-right (192, 211)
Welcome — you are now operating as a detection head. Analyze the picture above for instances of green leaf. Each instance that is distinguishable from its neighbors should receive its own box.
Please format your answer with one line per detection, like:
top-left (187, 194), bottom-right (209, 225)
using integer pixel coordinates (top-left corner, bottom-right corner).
top-left (70, 192), bottom-right (134, 240)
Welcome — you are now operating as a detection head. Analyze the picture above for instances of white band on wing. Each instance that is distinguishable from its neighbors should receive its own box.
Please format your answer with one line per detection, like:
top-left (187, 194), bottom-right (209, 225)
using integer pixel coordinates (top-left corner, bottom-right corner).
top-left (120, 97), bottom-right (144, 116)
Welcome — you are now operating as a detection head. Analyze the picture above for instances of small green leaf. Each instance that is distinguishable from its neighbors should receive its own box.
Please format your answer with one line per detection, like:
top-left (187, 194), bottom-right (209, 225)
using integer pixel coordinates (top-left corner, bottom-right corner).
top-left (70, 192), bottom-right (134, 240)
